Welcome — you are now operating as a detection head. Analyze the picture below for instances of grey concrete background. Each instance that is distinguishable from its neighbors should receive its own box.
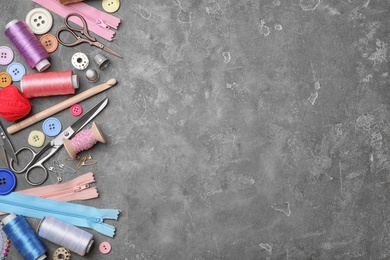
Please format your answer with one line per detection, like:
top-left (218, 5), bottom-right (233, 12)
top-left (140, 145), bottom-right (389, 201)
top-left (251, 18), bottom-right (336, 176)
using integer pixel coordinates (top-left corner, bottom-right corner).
top-left (1, 0), bottom-right (390, 259)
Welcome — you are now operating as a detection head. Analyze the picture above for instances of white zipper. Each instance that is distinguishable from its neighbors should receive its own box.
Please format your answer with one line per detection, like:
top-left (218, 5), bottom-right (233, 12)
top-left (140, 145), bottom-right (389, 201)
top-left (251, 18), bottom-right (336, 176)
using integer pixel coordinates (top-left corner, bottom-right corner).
top-left (0, 192), bottom-right (119, 237)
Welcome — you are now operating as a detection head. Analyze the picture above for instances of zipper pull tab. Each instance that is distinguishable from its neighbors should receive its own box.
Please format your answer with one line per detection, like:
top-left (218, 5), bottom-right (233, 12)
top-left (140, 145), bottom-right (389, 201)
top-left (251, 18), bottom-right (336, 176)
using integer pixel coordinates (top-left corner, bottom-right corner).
top-left (73, 184), bottom-right (90, 192)
top-left (88, 217), bottom-right (103, 223)
top-left (96, 19), bottom-right (111, 30)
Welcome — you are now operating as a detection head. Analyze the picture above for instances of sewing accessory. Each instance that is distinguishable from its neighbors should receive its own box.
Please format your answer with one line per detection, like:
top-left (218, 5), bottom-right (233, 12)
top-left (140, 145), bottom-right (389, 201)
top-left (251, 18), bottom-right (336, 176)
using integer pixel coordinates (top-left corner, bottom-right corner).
top-left (0, 85), bottom-right (31, 122)
top-left (76, 155), bottom-right (97, 170)
top-left (56, 161), bottom-right (76, 174)
top-left (27, 130), bottom-right (45, 148)
top-left (0, 169), bottom-right (16, 195)
top-left (48, 161), bottom-right (64, 183)
top-left (99, 241), bottom-right (111, 254)
top-left (0, 225), bottom-right (10, 259)
top-left (85, 69), bottom-right (99, 82)
top-left (39, 34), bottom-right (59, 53)
top-left (93, 53), bottom-right (110, 69)
top-left (12, 172), bottom-right (98, 203)
top-left (57, 13), bottom-right (122, 58)
top-left (53, 247), bottom-right (71, 260)
top-left (42, 117), bottom-right (62, 137)
top-left (0, 192), bottom-right (120, 237)
top-left (2, 214), bottom-right (47, 260)
top-left (70, 104), bottom-right (83, 116)
top-left (49, 166), bottom-right (63, 183)
top-left (32, 0), bottom-right (121, 41)
top-left (63, 122), bottom-right (106, 159)
top-left (9, 98), bottom-right (108, 186)
top-left (71, 52), bottom-right (89, 70)
top-left (6, 62), bottom-right (25, 82)
top-left (0, 73), bottom-right (11, 88)
top-left (21, 70), bottom-right (78, 99)
top-left (7, 79), bottom-right (116, 134)
top-left (38, 216), bottom-right (94, 256)
top-left (0, 46), bottom-right (14, 66)
top-left (0, 122), bottom-right (16, 166)
top-left (102, 0), bottom-right (120, 13)
top-left (25, 8), bottom-right (53, 35)
top-left (60, 0), bottom-right (84, 4)
top-left (5, 20), bottom-right (50, 72)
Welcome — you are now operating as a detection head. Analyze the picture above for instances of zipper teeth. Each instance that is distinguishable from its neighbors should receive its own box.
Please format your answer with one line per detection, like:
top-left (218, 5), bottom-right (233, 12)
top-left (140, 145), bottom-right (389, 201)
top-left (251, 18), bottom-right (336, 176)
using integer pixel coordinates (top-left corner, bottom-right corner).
top-left (63, 2), bottom-right (117, 29)
top-left (3, 198), bottom-right (97, 221)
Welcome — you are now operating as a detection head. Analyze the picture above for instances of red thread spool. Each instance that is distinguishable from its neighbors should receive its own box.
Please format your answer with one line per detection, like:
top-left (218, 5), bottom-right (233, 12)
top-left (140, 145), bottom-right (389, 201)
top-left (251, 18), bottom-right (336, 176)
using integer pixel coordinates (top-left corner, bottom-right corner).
top-left (62, 122), bottom-right (106, 159)
top-left (0, 85), bottom-right (31, 122)
top-left (21, 70), bottom-right (79, 98)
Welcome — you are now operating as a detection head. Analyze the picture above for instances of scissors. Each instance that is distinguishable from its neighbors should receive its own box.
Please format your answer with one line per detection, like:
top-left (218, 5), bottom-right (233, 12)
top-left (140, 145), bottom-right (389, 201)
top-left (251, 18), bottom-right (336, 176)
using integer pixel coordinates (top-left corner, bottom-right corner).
top-left (57, 13), bottom-right (122, 58)
top-left (0, 122), bottom-right (16, 168)
top-left (10, 98), bottom-right (108, 186)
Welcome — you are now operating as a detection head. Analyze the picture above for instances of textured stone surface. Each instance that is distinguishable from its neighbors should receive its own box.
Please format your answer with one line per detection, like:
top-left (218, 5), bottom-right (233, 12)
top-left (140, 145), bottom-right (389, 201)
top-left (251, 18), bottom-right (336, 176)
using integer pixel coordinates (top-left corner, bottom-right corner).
top-left (1, 0), bottom-right (390, 259)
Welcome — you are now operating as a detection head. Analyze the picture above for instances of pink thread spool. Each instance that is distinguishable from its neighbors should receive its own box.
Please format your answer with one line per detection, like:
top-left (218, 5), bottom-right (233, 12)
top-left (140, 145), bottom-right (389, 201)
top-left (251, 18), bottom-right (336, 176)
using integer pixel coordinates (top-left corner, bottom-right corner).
top-left (21, 70), bottom-right (79, 98)
top-left (62, 122), bottom-right (106, 159)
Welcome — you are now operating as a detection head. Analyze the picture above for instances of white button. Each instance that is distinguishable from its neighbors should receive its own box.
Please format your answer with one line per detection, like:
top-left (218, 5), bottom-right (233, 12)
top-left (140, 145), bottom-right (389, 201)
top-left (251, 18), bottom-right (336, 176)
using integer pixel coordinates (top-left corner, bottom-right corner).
top-left (25, 8), bottom-right (53, 35)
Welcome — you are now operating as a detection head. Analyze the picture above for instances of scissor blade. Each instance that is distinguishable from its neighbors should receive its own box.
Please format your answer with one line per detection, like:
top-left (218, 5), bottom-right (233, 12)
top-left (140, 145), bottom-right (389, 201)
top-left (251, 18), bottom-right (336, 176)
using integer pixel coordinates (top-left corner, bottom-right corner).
top-left (0, 147), bottom-right (9, 168)
top-left (69, 98), bottom-right (109, 135)
top-left (0, 122), bottom-right (16, 163)
top-left (102, 45), bottom-right (123, 58)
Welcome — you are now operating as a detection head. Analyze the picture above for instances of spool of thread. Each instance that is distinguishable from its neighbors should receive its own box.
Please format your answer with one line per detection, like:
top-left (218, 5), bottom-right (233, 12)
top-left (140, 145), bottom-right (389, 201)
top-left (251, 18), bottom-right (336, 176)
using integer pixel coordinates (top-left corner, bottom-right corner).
top-left (2, 214), bottom-right (47, 260)
top-left (62, 121), bottom-right (106, 159)
top-left (37, 216), bottom-right (94, 256)
top-left (0, 85), bottom-right (32, 122)
top-left (5, 20), bottom-right (50, 72)
top-left (21, 70), bottom-right (79, 98)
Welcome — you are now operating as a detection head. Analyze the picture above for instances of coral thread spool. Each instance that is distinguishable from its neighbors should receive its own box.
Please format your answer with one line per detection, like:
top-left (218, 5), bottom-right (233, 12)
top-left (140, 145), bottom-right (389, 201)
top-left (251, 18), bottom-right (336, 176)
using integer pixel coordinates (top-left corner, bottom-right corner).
top-left (62, 122), bottom-right (106, 159)
top-left (5, 20), bottom-right (50, 72)
top-left (21, 70), bottom-right (79, 98)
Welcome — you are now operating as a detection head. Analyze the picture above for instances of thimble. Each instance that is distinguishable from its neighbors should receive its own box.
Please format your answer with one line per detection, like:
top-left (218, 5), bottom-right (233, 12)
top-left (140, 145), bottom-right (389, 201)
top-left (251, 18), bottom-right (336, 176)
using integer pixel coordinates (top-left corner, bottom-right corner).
top-left (93, 53), bottom-right (111, 70)
top-left (85, 69), bottom-right (99, 82)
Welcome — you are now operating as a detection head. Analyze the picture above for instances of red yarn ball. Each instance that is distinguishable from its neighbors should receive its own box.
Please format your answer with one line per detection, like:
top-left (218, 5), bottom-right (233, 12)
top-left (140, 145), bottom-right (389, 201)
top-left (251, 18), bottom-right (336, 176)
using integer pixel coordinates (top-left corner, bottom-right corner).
top-left (0, 85), bottom-right (31, 122)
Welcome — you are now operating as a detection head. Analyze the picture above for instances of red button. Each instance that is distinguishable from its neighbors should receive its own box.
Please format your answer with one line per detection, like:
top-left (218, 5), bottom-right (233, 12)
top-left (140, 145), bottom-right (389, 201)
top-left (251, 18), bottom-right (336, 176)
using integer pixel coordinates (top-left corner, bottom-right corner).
top-left (70, 104), bottom-right (82, 116)
top-left (99, 242), bottom-right (111, 254)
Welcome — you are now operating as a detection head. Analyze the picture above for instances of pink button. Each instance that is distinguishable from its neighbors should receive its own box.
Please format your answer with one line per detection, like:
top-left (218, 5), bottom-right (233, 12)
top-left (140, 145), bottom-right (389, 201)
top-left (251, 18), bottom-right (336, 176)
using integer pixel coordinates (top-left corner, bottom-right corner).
top-left (70, 104), bottom-right (83, 116)
top-left (99, 242), bottom-right (111, 254)
top-left (0, 46), bottom-right (14, 65)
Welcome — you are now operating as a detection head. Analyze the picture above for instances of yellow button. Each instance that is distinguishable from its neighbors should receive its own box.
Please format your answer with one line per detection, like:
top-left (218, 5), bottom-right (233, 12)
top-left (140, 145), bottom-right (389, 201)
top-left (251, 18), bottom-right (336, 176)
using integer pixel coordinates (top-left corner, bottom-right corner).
top-left (0, 72), bottom-right (12, 88)
top-left (40, 34), bottom-right (59, 53)
top-left (102, 0), bottom-right (120, 13)
top-left (28, 130), bottom-right (45, 148)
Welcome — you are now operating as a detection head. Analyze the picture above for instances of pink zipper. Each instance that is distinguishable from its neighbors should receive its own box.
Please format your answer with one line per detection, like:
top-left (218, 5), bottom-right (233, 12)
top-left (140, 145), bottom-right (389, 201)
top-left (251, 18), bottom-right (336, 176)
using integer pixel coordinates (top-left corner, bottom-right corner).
top-left (0, 172), bottom-right (98, 215)
top-left (32, 0), bottom-right (121, 41)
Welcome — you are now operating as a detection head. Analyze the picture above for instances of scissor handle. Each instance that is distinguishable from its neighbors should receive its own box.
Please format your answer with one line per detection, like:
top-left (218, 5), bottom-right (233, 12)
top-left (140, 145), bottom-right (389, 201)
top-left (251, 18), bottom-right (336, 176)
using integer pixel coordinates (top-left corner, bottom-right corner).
top-left (64, 13), bottom-right (96, 42)
top-left (10, 146), bottom-right (40, 174)
top-left (24, 163), bottom-right (48, 186)
top-left (57, 27), bottom-right (89, 47)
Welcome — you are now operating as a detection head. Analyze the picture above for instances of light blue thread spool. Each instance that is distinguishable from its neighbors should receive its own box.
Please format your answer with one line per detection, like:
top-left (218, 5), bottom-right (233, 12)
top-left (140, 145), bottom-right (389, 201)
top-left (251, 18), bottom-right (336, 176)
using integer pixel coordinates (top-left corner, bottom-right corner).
top-left (2, 214), bottom-right (47, 260)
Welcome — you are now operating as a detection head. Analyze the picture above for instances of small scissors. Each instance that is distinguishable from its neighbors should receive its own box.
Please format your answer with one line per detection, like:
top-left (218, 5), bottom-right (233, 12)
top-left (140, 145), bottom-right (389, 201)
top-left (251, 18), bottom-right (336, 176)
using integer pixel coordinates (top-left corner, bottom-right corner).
top-left (57, 13), bottom-right (122, 58)
top-left (10, 98), bottom-right (108, 186)
top-left (0, 122), bottom-right (16, 168)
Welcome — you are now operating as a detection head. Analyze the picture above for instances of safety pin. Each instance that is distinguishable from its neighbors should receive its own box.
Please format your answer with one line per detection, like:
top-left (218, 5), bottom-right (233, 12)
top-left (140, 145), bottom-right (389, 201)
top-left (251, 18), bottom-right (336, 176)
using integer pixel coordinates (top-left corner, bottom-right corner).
top-left (48, 166), bottom-right (63, 183)
top-left (56, 161), bottom-right (77, 174)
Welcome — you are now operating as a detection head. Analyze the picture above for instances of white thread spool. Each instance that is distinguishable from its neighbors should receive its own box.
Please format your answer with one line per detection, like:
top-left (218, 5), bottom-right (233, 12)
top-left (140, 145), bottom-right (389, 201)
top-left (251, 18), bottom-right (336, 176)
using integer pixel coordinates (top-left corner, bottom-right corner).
top-left (37, 216), bottom-right (94, 256)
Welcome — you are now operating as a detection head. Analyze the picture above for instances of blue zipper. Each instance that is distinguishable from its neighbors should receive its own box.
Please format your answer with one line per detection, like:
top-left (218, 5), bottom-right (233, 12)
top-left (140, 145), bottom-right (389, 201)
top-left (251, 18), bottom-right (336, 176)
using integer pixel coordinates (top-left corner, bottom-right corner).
top-left (0, 192), bottom-right (119, 237)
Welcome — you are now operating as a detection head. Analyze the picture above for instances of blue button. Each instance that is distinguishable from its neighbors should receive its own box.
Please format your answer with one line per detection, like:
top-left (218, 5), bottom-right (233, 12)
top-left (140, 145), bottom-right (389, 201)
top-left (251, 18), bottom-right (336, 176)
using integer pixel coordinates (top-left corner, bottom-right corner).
top-left (6, 62), bottom-right (25, 82)
top-left (42, 117), bottom-right (62, 137)
top-left (0, 169), bottom-right (16, 195)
